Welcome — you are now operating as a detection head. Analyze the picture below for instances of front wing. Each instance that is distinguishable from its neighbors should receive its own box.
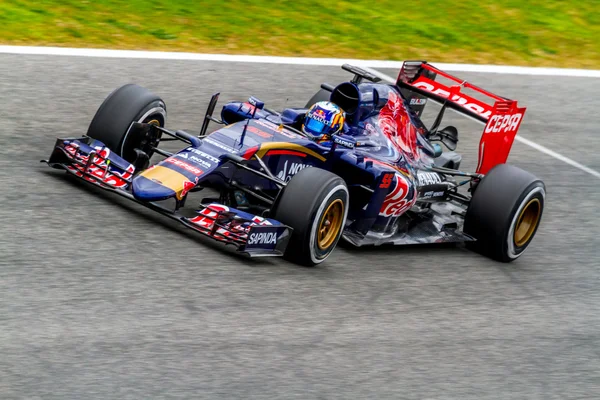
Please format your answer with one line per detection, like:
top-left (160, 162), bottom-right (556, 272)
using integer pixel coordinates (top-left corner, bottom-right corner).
top-left (42, 137), bottom-right (293, 257)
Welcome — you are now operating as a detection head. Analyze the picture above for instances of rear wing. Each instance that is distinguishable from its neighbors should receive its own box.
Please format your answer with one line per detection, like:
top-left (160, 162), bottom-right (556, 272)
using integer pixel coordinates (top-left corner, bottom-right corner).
top-left (396, 61), bottom-right (526, 175)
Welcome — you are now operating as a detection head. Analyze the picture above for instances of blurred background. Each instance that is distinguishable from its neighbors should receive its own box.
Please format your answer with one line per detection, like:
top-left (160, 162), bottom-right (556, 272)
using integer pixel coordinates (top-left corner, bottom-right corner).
top-left (1, 0), bottom-right (599, 67)
top-left (1, 2), bottom-right (600, 400)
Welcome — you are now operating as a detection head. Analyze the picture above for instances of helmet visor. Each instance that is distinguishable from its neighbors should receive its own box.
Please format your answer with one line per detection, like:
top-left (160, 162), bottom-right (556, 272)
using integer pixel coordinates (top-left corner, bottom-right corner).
top-left (305, 118), bottom-right (327, 136)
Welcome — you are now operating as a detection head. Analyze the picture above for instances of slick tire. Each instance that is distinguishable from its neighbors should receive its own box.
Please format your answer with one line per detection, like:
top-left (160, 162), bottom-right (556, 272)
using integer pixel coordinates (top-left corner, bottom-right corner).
top-left (463, 164), bottom-right (545, 262)
top-left (87, 84), bottom-right (167, 163)
top-left (272, 167), bottom-right (349, 266)
top-left (304, 88), bottom-right (332, 109)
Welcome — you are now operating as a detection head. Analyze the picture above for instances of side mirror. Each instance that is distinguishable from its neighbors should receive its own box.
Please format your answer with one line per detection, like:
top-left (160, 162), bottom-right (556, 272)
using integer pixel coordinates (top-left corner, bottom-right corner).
top-left (200, 92), bottom-right (222, 137)
top-left (429, 125), bottom-right (458, 151)
top-left (438, 126), bottom-right (458, 151)
top-left (248, 96), bottom-right (265, 110)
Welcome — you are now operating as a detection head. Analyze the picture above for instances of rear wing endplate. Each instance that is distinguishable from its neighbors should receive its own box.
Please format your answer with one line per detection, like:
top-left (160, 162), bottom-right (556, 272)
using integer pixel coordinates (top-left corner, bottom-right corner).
top-left (396, 61), bottom-right (526, 174)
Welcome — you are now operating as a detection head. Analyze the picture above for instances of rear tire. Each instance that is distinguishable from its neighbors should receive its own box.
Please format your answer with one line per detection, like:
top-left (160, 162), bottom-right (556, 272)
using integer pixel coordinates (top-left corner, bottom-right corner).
top-left (463, 164), bottom-right (545, 262)
top-left (304, 88), bottom-right (331, 109)
top-left (87, 84), bottom-right (167, 163)
top-left (272, 167), bottom-right (349, 266)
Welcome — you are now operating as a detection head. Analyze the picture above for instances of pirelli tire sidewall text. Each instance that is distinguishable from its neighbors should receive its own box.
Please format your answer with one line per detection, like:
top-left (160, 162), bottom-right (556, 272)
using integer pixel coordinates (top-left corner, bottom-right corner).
top-left (86, 84), bottom-right (167, 163)
top-left (464, 163), bottom-right (545, 262)
top-left (272, 167), bottom-right (349, 266)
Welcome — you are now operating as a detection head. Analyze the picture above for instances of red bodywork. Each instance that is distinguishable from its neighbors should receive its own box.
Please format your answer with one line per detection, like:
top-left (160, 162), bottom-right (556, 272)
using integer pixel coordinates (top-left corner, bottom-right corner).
top-left (397, 62), bottom-right (526, 175)
top-left (379, 89), bottom-right (423, 164)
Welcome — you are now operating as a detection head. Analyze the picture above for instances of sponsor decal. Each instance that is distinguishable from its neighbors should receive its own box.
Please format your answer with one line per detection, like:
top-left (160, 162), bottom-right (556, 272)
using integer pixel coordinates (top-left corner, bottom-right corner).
top-left (165, 157), bottom-right (203, 175)
top-left (188, 204), bottom-right (283, 248)
top-left (64, 144), bottom-right (134, 188)
top-left (423, 190), bottom-right (445, 198)
top-left (409, 98), bottom-right (427, 105)
top-left (179, 151), bottom-right (215, 168)
top-left (484, 113), bottom-right (523, 134)
top-left (379, 173), bottom-right (417, 217)
top-left (309, 114), bottom-right (329, 124)
top-left (476, 105), bottom-right (526, 174)
top-left (276, 160), bottom-right (311, 182)
top-left (333, 135), bottom-right (355, 149)
top-left (188, 155), bottom-right (212, 169)
top-left (190, 204), bottom-right (273, 235)
top-left (417, 172), bottom-right (442, 186)
top-left (378, 90), bottom-right (422, 162)
top-left (204, 138), bottom-right (239, 154)
top-left (255, 119), bottom-right (303, 139)
top-left (255, 119), bottom-right (280, 131)
top-left (247, 231), bottom-right (278, 245)
top-left (412, 80), bottom-right (493, 119)
top-left (187, 148), bottom-right (220, 163)
top-left (246, 125), bottom-right (273, 139)
top-left (179, 177), bottom-right (199, 200)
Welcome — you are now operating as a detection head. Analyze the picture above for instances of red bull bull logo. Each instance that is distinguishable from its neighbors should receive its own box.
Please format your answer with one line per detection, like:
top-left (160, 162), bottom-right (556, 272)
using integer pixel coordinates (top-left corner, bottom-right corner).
top-left (310, 108), bottom-right (329, 124)
top-left (378, 91), bottom-right (420, 162)
top-left (178, 176), bottom-right (199, 200)
top-left (64, 144), bottom-right (134, 188)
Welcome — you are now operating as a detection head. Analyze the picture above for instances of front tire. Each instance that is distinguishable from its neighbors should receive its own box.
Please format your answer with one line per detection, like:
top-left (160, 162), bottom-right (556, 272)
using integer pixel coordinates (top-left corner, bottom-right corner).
top-left (272, 167), bottom-right (349, 266)
top-left (463, 164), bottom-right (545, 262)
top-left (87, 84), bottom-right (167, 163)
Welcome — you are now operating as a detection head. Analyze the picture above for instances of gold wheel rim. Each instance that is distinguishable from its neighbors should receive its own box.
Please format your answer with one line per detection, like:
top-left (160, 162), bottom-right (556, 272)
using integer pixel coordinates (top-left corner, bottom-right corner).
top-left (317, 199), bottom-right (344, 250)
top-left (146, 118), bottom-right (161, 126)
top-left (514, 198), bottom-right (541, 247)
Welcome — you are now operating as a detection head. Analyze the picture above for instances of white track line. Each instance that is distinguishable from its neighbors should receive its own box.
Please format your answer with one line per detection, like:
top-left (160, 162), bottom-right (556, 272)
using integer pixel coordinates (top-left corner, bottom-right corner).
top-left (2, 44), bottom-right (598, 177)
top-left (362, 66), bottom-right (600, 179)
top-left (1, 45), bottom-right (600, 77)
top-left (514, 136), bottom-right (600, 179)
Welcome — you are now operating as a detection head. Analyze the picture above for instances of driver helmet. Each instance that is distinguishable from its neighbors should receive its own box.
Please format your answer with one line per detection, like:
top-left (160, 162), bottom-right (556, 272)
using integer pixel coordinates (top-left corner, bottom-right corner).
top-left (302, 101), bottom-right (345, 140)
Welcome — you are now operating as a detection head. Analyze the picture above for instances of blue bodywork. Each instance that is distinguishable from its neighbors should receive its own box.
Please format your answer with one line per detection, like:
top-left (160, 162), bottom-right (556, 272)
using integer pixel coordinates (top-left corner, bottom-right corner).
top-left (45, 78), bottom-right (470, 253)
top-left (210, 81), bottom-right (464, 244)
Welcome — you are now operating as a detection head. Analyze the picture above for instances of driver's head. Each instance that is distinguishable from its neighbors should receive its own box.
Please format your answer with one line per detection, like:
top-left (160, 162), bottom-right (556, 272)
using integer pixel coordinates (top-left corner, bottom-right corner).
top-left (302, 101), bottom-right (345, 140)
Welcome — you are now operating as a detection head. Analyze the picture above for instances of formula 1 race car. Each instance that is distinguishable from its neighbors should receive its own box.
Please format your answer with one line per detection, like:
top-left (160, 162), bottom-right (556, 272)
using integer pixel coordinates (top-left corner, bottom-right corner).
top-left (43, 61), bottom-right (545, 266)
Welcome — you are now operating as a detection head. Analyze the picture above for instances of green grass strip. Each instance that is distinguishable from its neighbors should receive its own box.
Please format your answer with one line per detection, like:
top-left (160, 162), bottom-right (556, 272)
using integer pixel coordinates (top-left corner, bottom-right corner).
top-left (1, 0), bottom-right (599, 68)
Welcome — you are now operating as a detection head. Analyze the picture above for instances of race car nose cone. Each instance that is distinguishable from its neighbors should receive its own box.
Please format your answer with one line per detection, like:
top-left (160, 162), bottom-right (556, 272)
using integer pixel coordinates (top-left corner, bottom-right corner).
top-left (131, 175), bottom-right (176, 202)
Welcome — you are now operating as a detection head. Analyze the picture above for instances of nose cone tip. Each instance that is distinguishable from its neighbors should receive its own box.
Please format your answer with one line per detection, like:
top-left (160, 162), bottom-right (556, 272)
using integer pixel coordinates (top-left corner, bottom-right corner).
top-left (131, 175), bottom-right (176, 201)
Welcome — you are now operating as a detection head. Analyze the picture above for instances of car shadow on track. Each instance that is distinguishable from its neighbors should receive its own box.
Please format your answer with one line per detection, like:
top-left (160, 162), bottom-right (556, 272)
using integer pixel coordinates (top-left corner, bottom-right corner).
top-left (335, 229), bottom-right (513, 270)
top-left (337, 229), bottom-right (473, 255)
top-left (337, 236), bottom-right (533, 279)
top-left (40, 169), bottom-right (494, 273)
top-left (40, 169), bottom-right (315, 270)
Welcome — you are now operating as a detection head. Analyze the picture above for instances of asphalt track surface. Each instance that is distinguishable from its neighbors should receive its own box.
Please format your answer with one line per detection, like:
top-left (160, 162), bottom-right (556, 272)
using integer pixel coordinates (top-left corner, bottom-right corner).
top-left (1, 54), bottom-right (599, 400)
